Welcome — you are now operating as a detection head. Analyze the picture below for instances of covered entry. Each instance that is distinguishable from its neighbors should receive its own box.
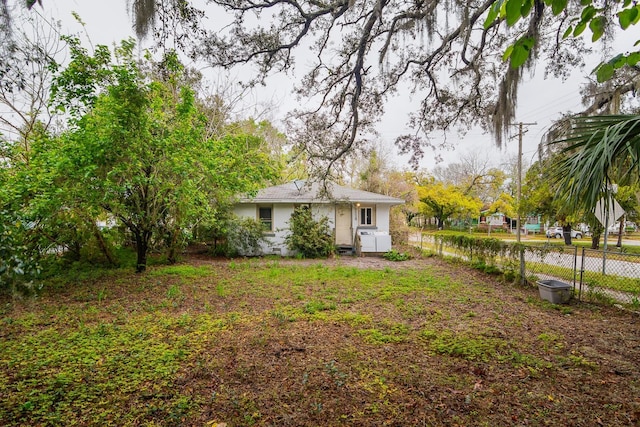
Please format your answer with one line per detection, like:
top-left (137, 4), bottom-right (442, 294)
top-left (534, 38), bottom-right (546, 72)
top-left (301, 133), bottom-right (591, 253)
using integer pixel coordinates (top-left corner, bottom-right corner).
top-left (335, 204), bottom-right (353, 248)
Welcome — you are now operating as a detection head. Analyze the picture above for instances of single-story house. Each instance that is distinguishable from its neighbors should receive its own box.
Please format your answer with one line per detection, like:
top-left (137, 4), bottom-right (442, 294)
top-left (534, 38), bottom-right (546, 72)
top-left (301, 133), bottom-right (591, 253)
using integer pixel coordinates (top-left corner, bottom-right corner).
top-left (233, 180), bottom-right (405, 256)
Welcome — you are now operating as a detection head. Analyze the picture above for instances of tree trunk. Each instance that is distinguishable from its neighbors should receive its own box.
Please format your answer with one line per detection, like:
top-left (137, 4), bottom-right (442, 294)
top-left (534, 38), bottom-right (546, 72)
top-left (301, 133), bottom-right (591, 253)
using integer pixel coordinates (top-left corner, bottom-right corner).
top-left (167, 246), bottom-right (177, 264)
top-left (167, 229), bottom-right (179, 264)
top-left (562, 225), bottom-right (572, 245)
top-left (591, 233), bottom-right (600, 249)
top-left (616, 218), bottom-right (624, 247)
top-left (134, 230), bottom-right (151, 273)
top-left (70, 240), bottom-right (82, 261)
top-left (90, 221), bottom-right (118, 266)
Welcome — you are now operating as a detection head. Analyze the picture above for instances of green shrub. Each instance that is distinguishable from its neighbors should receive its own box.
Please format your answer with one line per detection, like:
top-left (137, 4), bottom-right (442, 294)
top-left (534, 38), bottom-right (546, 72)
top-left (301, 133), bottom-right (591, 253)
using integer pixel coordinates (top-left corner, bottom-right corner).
top-left (284, 207), bottom-right (334, 258)
top-left (0, 212), bottom-right (41, 296)
top-left (201, 216), bottom-right (270, 257)
top-left (226, 217), bottom-right (271, 257)
top-left (383, 249), bottom-right (411, 261)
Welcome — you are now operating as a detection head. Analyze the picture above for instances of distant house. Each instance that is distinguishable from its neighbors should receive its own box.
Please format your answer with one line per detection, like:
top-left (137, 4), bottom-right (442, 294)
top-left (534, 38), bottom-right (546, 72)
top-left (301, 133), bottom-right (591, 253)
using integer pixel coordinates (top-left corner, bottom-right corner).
top-left (478, 211), bottom-right (541, 234)
top-left (478, 211), bottom-right (510, 231)
top-left (524, 215), bottom-right (542, 233)
top-left (233, 181), bottom-right (404, 256)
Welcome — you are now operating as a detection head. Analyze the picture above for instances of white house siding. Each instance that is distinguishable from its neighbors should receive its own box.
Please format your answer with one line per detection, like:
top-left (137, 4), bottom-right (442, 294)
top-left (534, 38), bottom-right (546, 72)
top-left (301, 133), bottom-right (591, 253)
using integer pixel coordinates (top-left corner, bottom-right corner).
top-left (233, 203), bottom-right (338, 256)
top-left (233, 204), bottom-right (256, 219)
top-left (273, 204), bottom-right (295, 232)
top-left (374, 205), bottom-right (391, 233)
top-left (233, 181), bottom-right (405, 256)
top-left (263, 203), bottom-right (293, 256)
top-left (314, 204), bottom-right (335, 228)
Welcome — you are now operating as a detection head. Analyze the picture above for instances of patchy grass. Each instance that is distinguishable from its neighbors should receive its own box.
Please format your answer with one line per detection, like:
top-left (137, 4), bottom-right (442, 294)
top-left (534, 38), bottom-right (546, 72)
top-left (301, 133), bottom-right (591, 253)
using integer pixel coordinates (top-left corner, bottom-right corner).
top-left (1, 256), bottom-right (639, 426)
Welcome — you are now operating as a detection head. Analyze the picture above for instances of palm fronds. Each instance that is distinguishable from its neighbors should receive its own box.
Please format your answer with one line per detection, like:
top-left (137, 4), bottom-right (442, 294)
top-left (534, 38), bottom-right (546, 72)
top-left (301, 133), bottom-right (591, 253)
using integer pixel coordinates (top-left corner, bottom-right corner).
top-left (549, 114), bottom-right (640, 211)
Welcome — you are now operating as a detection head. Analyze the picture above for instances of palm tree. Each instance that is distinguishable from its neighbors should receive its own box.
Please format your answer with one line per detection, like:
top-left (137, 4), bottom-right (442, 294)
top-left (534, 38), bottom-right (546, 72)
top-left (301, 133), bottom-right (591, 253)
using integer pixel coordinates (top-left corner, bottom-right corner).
top-left (550, 115), bottom-right (640, 213)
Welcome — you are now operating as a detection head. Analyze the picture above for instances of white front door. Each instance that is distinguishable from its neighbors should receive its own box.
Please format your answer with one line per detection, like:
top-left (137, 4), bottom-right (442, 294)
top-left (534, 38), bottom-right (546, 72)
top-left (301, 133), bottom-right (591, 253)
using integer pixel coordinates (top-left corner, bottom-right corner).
top-left (335, 204), bottom-right (352, 246)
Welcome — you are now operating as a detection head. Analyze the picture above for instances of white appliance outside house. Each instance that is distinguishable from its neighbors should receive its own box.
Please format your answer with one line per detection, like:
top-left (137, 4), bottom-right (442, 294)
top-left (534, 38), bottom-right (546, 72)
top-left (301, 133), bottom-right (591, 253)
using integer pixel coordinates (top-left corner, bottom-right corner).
top-left (374, 231), bottom-right (392, 252)
top-left (358, 230), bottom-right (377, 252)
top-left (357, 230), bottom-right (392, 253)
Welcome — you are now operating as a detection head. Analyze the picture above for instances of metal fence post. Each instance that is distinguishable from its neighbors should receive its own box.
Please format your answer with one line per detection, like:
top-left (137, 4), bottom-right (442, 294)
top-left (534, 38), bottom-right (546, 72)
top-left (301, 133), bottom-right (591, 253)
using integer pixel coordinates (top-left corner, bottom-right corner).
top-left (579, 247), bottom-right (585, 301)
top-left (572, 246), bottom-right (577, 287)
top-left (520, 246), bottom-right (525, 286)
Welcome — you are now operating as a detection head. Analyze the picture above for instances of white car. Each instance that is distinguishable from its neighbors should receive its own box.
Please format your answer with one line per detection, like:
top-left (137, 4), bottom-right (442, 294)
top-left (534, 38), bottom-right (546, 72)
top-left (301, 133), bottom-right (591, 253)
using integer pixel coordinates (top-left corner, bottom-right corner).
top-left (546, 226), bottom-right (582, 239)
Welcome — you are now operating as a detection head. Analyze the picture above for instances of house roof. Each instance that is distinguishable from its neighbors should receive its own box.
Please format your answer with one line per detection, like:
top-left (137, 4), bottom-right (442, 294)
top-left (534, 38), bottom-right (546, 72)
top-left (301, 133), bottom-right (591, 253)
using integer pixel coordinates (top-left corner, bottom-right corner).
top-left (238, 181), bottom-right (405, 205)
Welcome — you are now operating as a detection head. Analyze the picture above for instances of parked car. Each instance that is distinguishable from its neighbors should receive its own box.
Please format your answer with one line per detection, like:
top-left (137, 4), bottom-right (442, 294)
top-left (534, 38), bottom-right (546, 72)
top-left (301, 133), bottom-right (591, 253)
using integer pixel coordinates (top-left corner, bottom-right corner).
top-left (546, 226), bottom-right (582, 239)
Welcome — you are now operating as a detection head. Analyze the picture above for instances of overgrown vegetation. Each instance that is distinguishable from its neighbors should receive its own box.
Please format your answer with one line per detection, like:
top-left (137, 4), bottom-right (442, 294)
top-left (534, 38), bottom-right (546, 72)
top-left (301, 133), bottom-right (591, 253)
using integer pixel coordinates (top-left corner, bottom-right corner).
top-left (382, 249), bottom-right (411, 261)
top-left (0, 211), bottom-right (40, 295)
top-left (1, 37), bottom-right (279, 282)
top-left (203, 217), bottom-right (271, 257)
top-left (431, 233), bottom-right (525, 282)
top-left (1, 257), bottom-right (638, 426)
top-left (424, 231), bottom-right (640, 305)
top-left (433, 233), bottom-right (522, 262)
top-left (285, 207), bottom-right (335, 258)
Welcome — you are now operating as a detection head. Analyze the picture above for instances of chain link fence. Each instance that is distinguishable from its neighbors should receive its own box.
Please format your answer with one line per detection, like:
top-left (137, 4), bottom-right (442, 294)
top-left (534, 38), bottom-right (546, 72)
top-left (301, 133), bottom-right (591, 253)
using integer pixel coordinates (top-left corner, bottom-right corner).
top-left (523, 245), bottom-right (578, 287)
top-left (413, 233), bottom-right (640, 307)
top-left (522, 245), bottom-right (640, 306)
top-left (576, 248), bottom-right (640, 306)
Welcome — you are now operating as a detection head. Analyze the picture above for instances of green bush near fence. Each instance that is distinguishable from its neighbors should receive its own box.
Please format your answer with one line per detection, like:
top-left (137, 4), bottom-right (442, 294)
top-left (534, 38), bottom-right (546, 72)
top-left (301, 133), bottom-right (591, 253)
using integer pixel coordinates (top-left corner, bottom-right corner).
top-left (421, 231), bottom-right (640, 305)
top-left (429, 233), bottom-right (526, 284)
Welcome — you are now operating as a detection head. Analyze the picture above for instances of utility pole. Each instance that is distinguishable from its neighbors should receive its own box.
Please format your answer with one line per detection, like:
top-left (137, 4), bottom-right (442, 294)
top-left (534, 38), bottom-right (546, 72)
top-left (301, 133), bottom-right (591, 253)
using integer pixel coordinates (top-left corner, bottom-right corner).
top-left (512, 121), bottom-right (536, 286)
top-left (514, 122), bottom-right (537, 243)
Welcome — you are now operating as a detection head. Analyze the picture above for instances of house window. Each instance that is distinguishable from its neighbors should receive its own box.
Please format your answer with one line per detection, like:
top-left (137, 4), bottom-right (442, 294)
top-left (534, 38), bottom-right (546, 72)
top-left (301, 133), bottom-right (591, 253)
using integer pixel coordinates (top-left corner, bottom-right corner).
top-left (359, 206), bottom-right (374, 226)
top-left (258, 206), bottom-right (273, 231)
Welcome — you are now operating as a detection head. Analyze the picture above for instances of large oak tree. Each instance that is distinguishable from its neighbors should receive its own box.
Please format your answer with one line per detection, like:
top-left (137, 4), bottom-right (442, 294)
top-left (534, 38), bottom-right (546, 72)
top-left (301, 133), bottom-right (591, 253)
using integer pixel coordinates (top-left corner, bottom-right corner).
top-left (6, 0), bottom-right (638, 175)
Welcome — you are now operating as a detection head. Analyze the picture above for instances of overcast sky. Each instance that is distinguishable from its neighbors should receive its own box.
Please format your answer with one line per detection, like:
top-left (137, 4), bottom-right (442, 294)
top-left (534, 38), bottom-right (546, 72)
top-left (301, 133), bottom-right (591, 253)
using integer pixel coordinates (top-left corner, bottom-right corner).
top-left (29, 0), bottom-right (639, 172)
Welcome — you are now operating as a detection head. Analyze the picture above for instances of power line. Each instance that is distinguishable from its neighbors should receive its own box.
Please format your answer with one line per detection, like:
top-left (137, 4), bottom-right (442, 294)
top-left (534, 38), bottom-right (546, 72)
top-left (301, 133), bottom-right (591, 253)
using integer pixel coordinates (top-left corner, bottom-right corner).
top-left (517, 93), bottom-right (581, 120)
